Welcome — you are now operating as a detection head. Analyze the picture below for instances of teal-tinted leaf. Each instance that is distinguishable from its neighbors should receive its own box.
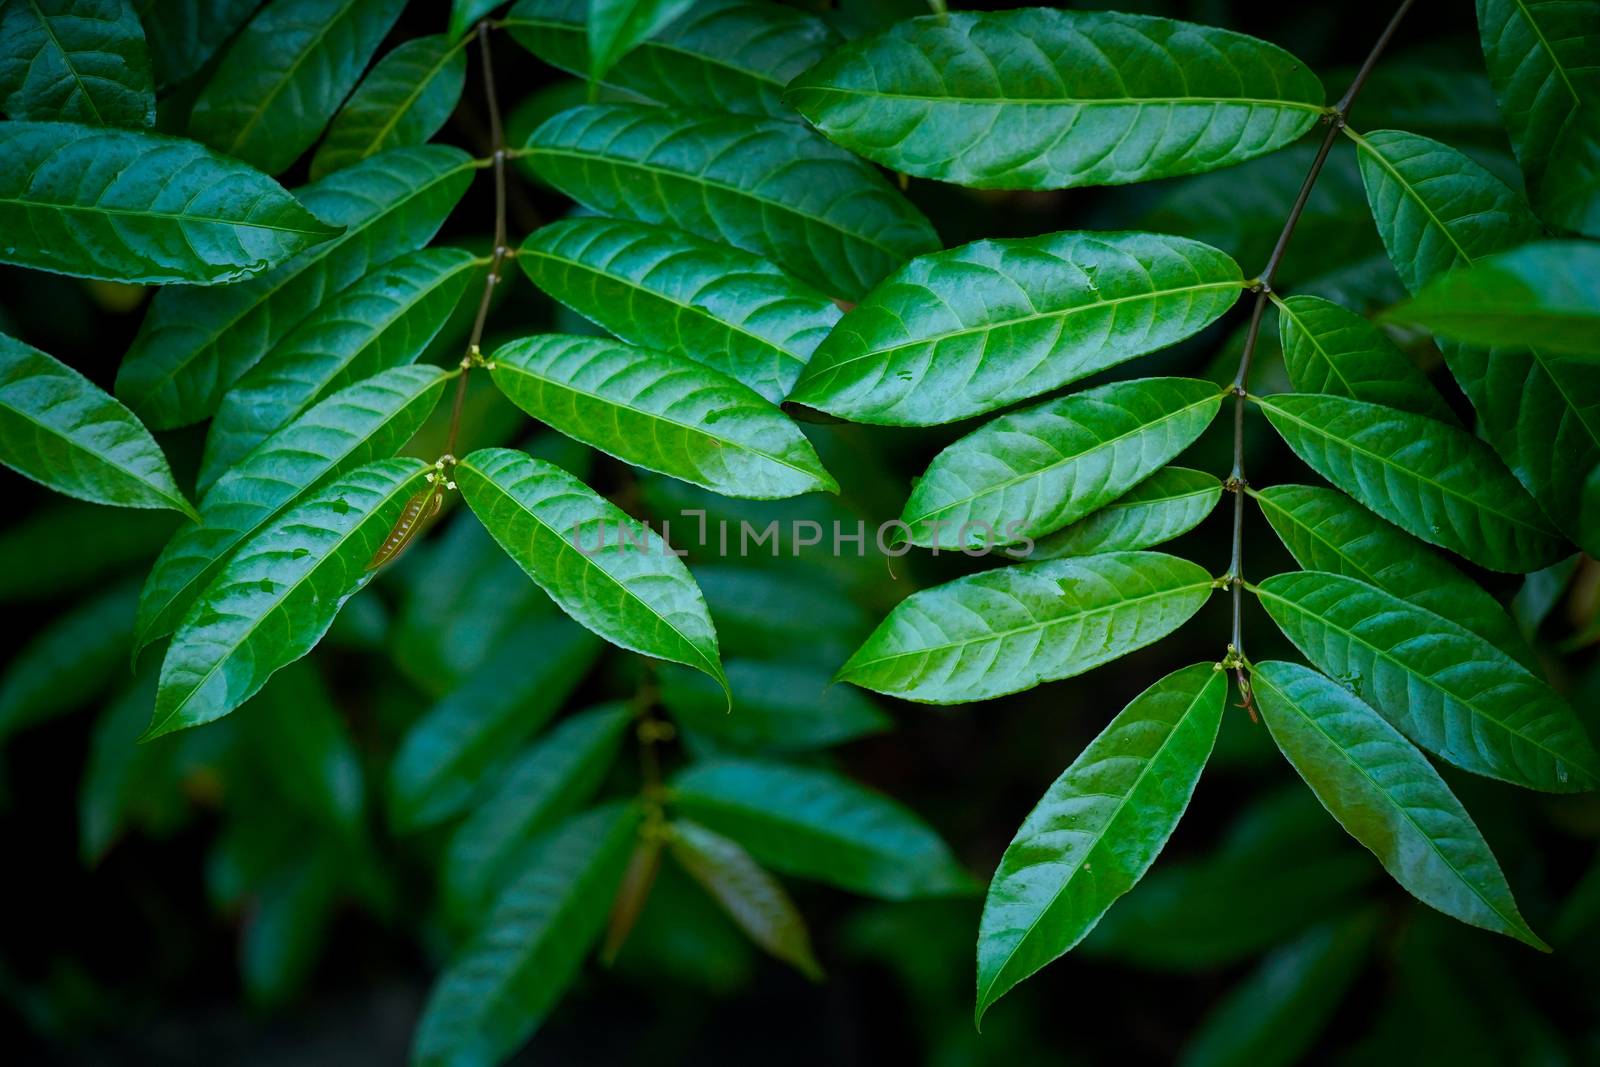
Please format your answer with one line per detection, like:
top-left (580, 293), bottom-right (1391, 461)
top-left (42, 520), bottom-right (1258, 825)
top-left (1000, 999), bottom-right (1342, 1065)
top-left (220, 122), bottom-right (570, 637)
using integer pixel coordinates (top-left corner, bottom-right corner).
top-left (586, 0), bottom-right (694, 82)
top-left (448, 0), bottom-right (501, 40)
top-left (310, 34), bottom-right (469, 179)
top-left (0, 122), bottom-right (340, 284)
top-left (188, 0), bottom-right (407, 175)
top-left (149, 457), bottom-right (431, 738)
top-left (1027, 467), bottom-right (1221, 560)
top-left (138, 0), bottom-right (264, 88)
top-left (693, 565), bottom-right (869, 667)
top-left (199, 246), bottom-right (477, 487)
top-left (0, 501), bottom-right (177, 603)
top-left (135, 365), bottom-right (451, 652)
top-left (785, 9), bottom-right (1326, 190)
top-left (241, 844), bottom-right (339, 1007)
top-left (0, 0), bottom-right (154, 125)
top-left (1254, 571), bottom-right (1600, 792)
top-left (1252, 660), bottom-right (1547, 949)
top-left (900, 378), bottom-right (1223, 549)
top-left (789, 232), bottom-right (1242, 426)
top-left (1476, 0), bottom-right (1600, 187)
top-left (518, 216), bottom-right (840, 403)
top-left (0, 578), bottom-right (136, 743)
top-left (668, 819), bottom-right (822, 980)
top-left (1540, 102), bottom-right (1600, 235)
top-left (241, 662), bottom-right (364, 836)
top-left (1385, 240), bottom-right (1600, 355)
top-left (1275, 294), bottom-right (1453, 420)
top-left (442, 702), bottom-right (632, 916)
top-left (660, 659), bottom-right (889, 753)
top-left (1252, 483), bottom-right (1538, 673)
top-left (0, 332), bottom-right (195, 518)
top-left (669, 758), bottom-right (972, 900)
top-left (116, 145), bottom-right (473, 429)
top-left (411, 803), bottom-right (642, 1067)
top-left (504, 0), bottom-right (838, 118)
top-left (838, 551), bottom-right (1212, 704)
top-left (521, 103), bottom-right (938, 300)
top-left (1254, 393), bottom-right (1565, 572)
top-left (976, 663), bottom-right (1225, 1023)
top-left (488, 334), bottom-right (836, 499)
top-left (79, 674), bottom-right (182, 863)
top-left (1514, 555), bottom-right (1580, 638)
top-left (456, 447), bottom-right (726, 689)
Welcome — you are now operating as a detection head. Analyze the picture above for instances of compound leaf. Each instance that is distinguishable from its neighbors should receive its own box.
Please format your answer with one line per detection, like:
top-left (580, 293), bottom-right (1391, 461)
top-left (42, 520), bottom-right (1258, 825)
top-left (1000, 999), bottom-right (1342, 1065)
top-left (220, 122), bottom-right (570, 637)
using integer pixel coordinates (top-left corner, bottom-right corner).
top-left (310, 34), bottom-right (469, 179)
top-left (1027, 467), bottom-right (1221, 560)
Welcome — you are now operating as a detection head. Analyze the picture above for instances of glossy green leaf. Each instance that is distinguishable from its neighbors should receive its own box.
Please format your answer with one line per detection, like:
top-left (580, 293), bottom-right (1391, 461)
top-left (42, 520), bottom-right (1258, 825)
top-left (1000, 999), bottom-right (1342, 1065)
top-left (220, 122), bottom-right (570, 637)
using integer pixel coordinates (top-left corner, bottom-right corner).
top-left (1385, 241), bottom-right (1600, 355)
top-left (1540, 102), bottom-right (1600, 235)
top-left (586, 0), bottom-right (694, 81)
top-left (135, 365), bottom-right (451, 653)
top-left (1252, 660), bottom-right (1547, 949)
top-left (901, 378), bottom-right (1223, 549)
top-left (838, 552), bottom-right (1213, 704)
top-left (442, 702), bottom-right (633, 916)
top-left (0, 332), bottom-right (194, 518)
top-left (789, 231), bottom-right (1243, 426)
top-left (1252, 483), bottom-right (1538, 673)
top-left (115, 145), bottom-right (473, 429)
top-left (0, 0), bottom-right (153, 125)
top-left (521, 103), bottom-right (938, 300)
top-left (388, 616), bottom-right (601, 832)
top-left (0, 122), bottom-right (341, 284)
top-left (976, 663), bottom-right (1226, 1023)
top-left (310, 34), bottom-right (469, 179)
top-left (199, 246), bottom-right (477, 487)
top-left (0, 578), bottom-right (136, 743)
top-left (456, 447), bottom-right (726, 689)
top-left (669, 758), bottom-right (972, 900)
top-left (411, 803), bottom-right (642, 1067)
top-left (1254, 393), bottom-right (1565, 572)
top-left (1254, 571), bottom-right (1600, 792)
top-left (1274, 294), bottom-right (1453, 420)
top-left (488, 334), bottom-right (836, 500)
top-left (518, 216), bottom-right (840, 403)
top-left (448, 0), bottom-right (501, 40)
top-left (1476, 0), bottom-right (1600, 187)
top-left (668, 819), bottom-right (822, 980)
top-left (138, 0), bottom-right (263, 88)
top-left (188, 0), bottom-right (407, 175)
top-left (785, 9), bottom-right (1326, 190)
top-left (505, 0), bottom-right (837, 118)
top-left (660, 659), bottom-right (889, 753)
top-left (1027, 467), bottom-right (1221, 560)
top-left (149, 457), bottom-right (431, 738)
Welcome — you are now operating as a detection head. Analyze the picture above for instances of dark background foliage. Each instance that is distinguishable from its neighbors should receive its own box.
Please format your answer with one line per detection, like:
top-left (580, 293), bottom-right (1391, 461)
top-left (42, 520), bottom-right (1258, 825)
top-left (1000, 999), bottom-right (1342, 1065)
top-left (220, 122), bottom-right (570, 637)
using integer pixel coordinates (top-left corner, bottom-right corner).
top-left (3, 0), bottom-right (1598, 1063)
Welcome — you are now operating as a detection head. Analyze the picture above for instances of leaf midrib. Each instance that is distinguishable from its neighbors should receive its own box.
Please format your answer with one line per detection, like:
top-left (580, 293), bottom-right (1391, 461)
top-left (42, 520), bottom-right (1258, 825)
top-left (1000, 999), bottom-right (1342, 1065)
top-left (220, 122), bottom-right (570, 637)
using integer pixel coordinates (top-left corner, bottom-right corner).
top-left (0, 190), bottom-right (338, 237)
top-left (216, 0), bottom-right (366, 157)
top-left (25, 0), bottom-right (105, 124)
top-left (501, 15), bottom-right (789, 91)
top-left (794, 84), bottom-right (1327, 111)
top-left (345, 36), bottom-right (470, 159)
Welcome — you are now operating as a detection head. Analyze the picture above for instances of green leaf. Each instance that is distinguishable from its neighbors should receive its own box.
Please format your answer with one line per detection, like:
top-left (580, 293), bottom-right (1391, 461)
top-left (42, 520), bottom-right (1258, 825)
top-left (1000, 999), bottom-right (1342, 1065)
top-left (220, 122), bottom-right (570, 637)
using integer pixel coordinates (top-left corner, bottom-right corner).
top-left (504, 0), bottom-right (839, 118)
top-left (1252, 483), bottom-right (1538, 673)
top-left (518, 216), bottom-right (841, 403)
top-left (241, 844), bottom-right (339, 1007)
top-left (488, 334), bottom-right (837, 499)
top-left (692, 565), bottom-right (869, 668)
top-left (1274, 294), bottom-right (1454, 420)
top-left (188, 0), bottom-right (407, 175)
top-left (0, 578), bottom-right (137, 744)
top-left (456, 446), bottom-right (726, 689)
top-left (668, 819), bottom-right (822, 980)
top-left (149, 457), bottom-right (432, 738)
top-left (900, 378), bottom-right (1223, 549)
top-left (1540, 102), bottom-right (1600, 235)
top-left (0, 0), bottom-right (154, 125)
top-left (310, 34), bottom-right (469, 179)
top-left (138, 0), bottom-right (263, 88)
top-left (788, 232), bottom-right (1243, 426)
top-left (1027, 467), bottom-right (1221, 560)
top-left (240, 662), bottom-right (364, 836)
top-left (1254, 571), bottom-right (1600, 792)
top-left (448, 0), bottom-right (501, 40)
top-left (442, 702), bottom-right (633, 917)
top-left (1384, 240), bottom-right (1600, 355)
top-left (411, 803), bottom-right (642, 1067)
top-left (1514, 555), bottom-right (1580, 638)
top-left (0, 122), bottom-right (341, 284)
top-left (0, 332), bottom-right (195, 518)
top-left (976, 663), bottom-right (1226, 1023)
top-left (135, 364), bottom-right (451, 653)
top-left (1254, 393), bottom-right (1565, 572)
top-left (521, 103), bottom-right (938, 300)
top-left (115, 145), bottom-right (473, 429)
top-left (1252, 660), bottom-right (1547, 949)
top-left (838, 551), bottom-right (1213, 704)
top-left (785, 9), bottom-right (1326, 190)
top-left (669, 758), bottom-right (972, 900)
top-left (80, 674), bottom-right (180, 863)
top-left (659, 659), bottom-right (890, 753)
top-left (1476, 0), bottom-right (1599, 187)
top-left (198, 246), bottom-right (478, 487)
top-left (586, 0), bottom-right (694, 82)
